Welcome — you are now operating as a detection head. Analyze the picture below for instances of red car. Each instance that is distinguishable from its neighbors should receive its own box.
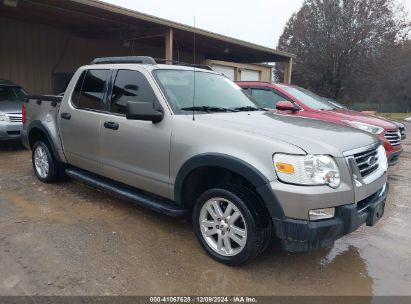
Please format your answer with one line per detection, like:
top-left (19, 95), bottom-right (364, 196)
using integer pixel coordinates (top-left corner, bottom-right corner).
top-left (237, 82), bottom-right (402, 165)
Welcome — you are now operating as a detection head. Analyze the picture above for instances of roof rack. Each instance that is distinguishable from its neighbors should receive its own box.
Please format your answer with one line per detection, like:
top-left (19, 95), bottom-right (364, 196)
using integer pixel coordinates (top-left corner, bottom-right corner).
top-left (154, 58), bottom-right (213, 71)
top-left (91, 56), bottom-right (157, 65)
top-left (90, 56), bottom-right (213, 71)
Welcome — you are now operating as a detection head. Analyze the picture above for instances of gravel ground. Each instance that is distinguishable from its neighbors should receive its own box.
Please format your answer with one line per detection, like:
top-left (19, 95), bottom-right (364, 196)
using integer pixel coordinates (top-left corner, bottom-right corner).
top-left (0, 126), bottom-right (410, 296)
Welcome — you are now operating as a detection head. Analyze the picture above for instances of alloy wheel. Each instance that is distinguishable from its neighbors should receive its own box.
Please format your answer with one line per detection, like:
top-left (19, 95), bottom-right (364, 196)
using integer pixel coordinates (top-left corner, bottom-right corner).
top-left (34, 145), bottom-right (49, 178)
top-left (199, 198), bottom-right (247, 256)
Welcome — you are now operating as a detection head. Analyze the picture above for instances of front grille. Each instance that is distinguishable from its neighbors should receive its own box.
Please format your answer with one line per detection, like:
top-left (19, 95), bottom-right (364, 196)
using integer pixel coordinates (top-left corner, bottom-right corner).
top-left (6, 113), bottom-right (22, 123)
top-left (353, 146), bottom-right (380, 178)
top-left (385, 129), bottom-right (401, 146)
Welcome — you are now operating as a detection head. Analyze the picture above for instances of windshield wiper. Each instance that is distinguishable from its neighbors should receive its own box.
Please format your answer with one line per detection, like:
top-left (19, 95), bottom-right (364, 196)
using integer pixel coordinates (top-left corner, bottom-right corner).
top-left (180, 106), bottom-right (237, 113)
top-left (231, 106), bottom-right (263, 112)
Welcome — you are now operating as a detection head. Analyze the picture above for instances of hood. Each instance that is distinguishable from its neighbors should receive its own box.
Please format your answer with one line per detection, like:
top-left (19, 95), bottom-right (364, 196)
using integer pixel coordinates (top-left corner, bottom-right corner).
top-left (0, 101), bottom-right (23, 113)
top-left (196, 111), bottom-right (379, 156)
top-left (327, 108), bottom-right (398, 130)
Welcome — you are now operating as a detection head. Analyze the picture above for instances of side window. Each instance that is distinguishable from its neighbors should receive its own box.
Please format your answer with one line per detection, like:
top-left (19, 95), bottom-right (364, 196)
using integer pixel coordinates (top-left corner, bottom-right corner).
top-left (110, 70), bottom-right (155, 115)
top-left (71, 71), bottom-right (86, 108)
top-left (74, 69), bottom-right (109, 111)
top-left (251, 88), bottom-right (285, 109)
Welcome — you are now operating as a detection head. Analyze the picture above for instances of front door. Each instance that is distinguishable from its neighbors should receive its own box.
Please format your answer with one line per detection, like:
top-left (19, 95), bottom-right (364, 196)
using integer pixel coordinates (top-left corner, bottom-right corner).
top-left (100, 69), bottom-right (172, 198)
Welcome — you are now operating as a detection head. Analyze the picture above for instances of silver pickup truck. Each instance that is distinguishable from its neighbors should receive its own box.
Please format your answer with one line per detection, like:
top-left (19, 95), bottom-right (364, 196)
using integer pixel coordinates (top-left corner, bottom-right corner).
top-left (22, 56), bottom-right (388, 265)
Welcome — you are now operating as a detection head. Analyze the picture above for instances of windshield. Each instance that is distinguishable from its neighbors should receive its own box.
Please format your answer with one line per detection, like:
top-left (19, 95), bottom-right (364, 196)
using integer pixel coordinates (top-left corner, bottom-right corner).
top-left (0, 86), bottom-right (28, 102)
top-left (324, 99), bottom-right (348, 109)
top-left (154, 70), bottom-right (258, 113)
top-left (277, 85), bottom-right (334, 110)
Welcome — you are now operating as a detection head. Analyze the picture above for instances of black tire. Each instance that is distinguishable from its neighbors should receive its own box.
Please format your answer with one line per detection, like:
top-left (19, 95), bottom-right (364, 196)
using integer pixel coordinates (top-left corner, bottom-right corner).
top-left (32, 141), bottom-right (64, 183)
top-left (193, 185), bottom-right (272, 266)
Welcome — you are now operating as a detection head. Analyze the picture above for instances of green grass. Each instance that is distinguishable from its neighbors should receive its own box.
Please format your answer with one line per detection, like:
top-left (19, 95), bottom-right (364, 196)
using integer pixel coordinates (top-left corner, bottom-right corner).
top-left (377, 113), bottom-right (411, 121)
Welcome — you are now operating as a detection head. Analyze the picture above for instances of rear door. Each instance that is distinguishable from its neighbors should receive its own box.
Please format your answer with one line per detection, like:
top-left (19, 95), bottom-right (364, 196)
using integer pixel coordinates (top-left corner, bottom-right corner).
top-left (59, 69), bottom-right (111, 175)
top-left (99, 69), bottom-right (172, 198)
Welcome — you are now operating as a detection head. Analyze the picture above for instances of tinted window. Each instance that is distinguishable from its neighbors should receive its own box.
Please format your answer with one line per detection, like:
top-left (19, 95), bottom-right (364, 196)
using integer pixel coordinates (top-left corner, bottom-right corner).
top-left (71, 71), bottom-right (86, 107)
top-left (251, 89), bottom-right (285, 109)
top-left (110, 70), bottom-right (155, 114)
top-left (74, 69), bottom-right (109, 111)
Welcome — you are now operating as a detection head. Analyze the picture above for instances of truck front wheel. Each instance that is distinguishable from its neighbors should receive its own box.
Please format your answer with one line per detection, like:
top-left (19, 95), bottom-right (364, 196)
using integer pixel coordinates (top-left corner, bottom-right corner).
top-left (193, 185), bottom-right (271, 266)
top-left (32, 141), bottom-right (63, 183)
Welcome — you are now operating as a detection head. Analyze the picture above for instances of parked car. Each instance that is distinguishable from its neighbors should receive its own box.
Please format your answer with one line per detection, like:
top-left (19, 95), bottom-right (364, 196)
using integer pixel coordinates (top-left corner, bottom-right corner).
top-left (0, 79), bottom-right (28, 141)
top-left (237, 82), bottom-right (403, 165)
top-left (324, 99), bottom-right (406, 140)
top-left (22, 56), bottom-right (388, 265)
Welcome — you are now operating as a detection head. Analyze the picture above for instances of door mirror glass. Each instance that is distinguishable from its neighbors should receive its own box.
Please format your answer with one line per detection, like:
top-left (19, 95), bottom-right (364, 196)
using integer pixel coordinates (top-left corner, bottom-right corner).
top-left (276, 100), bottom-right (299, 112)
top-left (126, 101), bottom-right (164, 123)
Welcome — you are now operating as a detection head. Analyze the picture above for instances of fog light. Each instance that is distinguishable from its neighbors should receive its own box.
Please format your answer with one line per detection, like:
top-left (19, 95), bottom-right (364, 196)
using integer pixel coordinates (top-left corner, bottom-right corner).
top-left (309, 208), bottom-right (335, 221)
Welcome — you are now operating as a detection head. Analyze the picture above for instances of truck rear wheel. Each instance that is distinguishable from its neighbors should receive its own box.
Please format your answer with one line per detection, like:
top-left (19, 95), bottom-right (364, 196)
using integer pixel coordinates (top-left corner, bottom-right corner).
top-left (193, 185), bottom-right (272, 266)
top-left (32, 141), bottom-right (63, 183)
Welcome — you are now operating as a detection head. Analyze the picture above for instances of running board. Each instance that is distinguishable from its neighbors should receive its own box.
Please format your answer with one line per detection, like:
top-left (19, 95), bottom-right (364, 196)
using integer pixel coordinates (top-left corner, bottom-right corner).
top-left (65, 167), bottom-right (188, 218)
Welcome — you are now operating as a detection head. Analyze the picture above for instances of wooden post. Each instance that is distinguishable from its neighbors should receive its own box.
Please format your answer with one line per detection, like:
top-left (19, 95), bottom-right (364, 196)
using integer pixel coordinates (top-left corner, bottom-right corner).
top-left (165, 28), bottom-right (173, 64)
top-left (283, 58), bottom-right (293, 84)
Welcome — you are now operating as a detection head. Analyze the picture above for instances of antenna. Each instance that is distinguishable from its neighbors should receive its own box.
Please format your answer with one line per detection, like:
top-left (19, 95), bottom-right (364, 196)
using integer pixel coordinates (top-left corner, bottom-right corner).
top-left (192, 16), bottom-right (196, 121)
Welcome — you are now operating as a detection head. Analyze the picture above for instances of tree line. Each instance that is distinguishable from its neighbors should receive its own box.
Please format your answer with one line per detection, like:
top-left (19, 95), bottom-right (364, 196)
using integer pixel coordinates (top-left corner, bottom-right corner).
top-left (276, 0), bottom-right (411, 112)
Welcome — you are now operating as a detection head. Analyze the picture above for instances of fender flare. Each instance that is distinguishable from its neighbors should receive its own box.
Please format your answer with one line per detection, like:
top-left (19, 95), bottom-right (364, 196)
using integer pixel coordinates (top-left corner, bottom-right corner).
top-left (174, 153), bottom-right (285, 219)
top-left (27, 120), bottom-right (62, 162)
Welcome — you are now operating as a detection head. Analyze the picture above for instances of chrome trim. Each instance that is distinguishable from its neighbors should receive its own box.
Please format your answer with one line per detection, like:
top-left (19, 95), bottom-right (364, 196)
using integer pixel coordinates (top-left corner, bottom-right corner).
top-left (343, 142), bottom-right (380, 157)
top-left (5, 113), bottom-right (22, 123)
top-left (345, 144), bottom-right (386, 186)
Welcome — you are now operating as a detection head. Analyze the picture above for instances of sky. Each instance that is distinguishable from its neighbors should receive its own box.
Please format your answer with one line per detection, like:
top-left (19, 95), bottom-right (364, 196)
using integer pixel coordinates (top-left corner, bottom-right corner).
top-left (102, 0), bottom-right (411, 49)
top-left (101, 0), bottom-right (305, 48)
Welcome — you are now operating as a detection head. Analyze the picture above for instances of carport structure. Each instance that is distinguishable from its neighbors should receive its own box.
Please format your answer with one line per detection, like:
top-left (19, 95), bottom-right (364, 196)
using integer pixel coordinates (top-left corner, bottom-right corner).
top-left (0, 0), bottom-right (295, 94)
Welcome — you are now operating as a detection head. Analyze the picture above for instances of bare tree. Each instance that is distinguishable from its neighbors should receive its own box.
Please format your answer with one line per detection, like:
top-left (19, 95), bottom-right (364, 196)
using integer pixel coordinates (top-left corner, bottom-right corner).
top-left (370, 41), bottom-right (411, 112)
top-left (276, 0), bottom-right (410, 104)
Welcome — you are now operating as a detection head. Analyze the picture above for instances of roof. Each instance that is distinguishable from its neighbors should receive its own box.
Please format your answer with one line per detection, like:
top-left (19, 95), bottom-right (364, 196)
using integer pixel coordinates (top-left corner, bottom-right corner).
top-left (81, 63), bottom-right (218, 73)
top-left (0, 79), bottom-right (19, 86)
top-left (0, 0), bottom-right (295, 63)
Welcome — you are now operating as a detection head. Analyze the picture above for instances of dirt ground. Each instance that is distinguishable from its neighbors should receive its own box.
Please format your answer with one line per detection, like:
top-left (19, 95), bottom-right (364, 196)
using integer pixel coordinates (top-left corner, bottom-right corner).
top-left (0, 126), bottom-right (410, 296)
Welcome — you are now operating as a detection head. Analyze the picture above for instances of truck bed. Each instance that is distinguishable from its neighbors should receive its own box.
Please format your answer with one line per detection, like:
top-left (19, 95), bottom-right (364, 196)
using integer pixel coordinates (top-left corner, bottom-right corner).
top-left (22, 95), bottom-right (66, 162)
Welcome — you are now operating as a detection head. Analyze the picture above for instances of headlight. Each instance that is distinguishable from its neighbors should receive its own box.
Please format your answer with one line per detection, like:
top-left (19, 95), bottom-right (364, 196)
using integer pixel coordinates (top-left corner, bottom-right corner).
top-left (0, 114), bottom-right (9, 122)
top-left (273, 154), bottom-right (341, 188)
top-left (342, 120), bottom-right (384, 134)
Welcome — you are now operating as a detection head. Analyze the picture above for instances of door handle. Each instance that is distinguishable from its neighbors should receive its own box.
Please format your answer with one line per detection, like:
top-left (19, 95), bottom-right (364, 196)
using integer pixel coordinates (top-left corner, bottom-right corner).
top-left (104, 121), bottom-right (119, 130)
top-left (60, 112), bottom-right (71, 120)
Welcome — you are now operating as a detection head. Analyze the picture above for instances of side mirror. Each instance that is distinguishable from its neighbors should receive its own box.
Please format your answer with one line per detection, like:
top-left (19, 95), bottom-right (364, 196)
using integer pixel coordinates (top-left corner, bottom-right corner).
top-left (276, 100), bottom-right (299, 112)
top-left (126, 101), bottom-right (164, 123)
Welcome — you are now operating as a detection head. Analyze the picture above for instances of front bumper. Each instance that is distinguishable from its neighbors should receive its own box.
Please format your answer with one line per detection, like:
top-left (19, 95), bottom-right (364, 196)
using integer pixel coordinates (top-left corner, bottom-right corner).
top-left (0, 122), bottom-right (22, 141)
top-left (387, 149), bottom-right (402, 166)
top-left (272, 184), bottom-right (388, 252)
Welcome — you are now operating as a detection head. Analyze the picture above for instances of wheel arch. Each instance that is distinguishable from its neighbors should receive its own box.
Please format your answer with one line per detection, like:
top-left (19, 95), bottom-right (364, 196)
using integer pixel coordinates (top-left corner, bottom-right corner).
top-left (27, 121), bottom-right (62, 162)
top-left (174, 153), bottom-right (284, 219)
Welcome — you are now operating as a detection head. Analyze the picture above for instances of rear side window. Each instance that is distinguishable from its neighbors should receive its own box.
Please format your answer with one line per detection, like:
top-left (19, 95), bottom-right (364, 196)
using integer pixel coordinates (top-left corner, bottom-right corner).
top-left (251, 88), bottom-right (286, 109)
top-left (110, 70), bottom-right (155, 115)
top-left (72, 69), bottom-right (109, 111)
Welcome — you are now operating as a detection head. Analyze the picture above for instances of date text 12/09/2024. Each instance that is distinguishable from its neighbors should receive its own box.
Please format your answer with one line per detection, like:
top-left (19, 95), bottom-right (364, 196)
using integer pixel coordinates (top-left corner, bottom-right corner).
top-left (149, 297), bottom-right (257, 303)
